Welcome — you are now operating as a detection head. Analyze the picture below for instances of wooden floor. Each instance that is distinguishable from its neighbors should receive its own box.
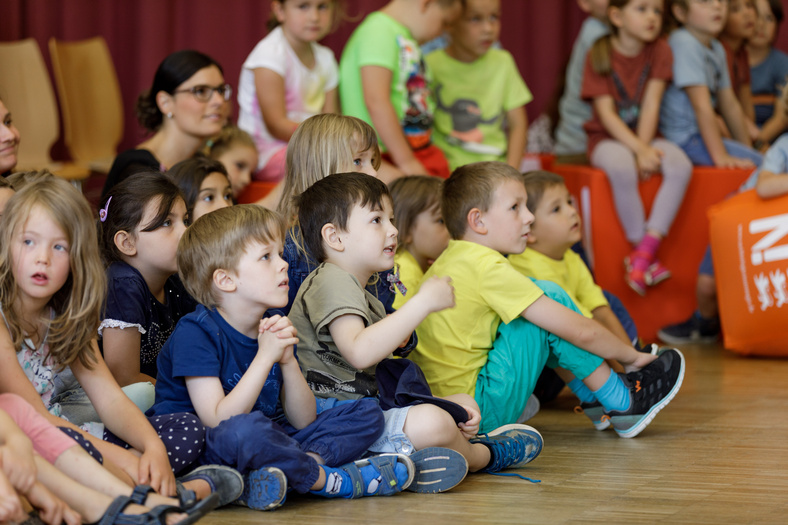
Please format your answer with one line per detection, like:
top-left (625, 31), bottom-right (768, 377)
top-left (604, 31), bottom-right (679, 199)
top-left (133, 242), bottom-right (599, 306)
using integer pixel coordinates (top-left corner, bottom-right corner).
top-left (200, 343), bottom-right (788, 524)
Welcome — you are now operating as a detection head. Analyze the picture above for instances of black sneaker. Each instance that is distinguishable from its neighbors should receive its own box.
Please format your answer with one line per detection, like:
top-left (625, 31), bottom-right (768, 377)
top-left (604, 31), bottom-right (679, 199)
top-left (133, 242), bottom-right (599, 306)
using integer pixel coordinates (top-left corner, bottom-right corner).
top-left (657, 313), bottom-right (720, 345)
top-left (605, 348), bottom-right (685, 438)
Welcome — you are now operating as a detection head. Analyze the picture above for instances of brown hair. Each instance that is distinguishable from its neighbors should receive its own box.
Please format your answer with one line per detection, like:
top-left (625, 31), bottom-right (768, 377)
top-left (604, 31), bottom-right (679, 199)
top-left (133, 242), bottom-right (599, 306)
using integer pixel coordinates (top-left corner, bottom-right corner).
top-left (389, 175), bottom-right (443, 250)
top-left (167, 157), bottom-right (230, 219)
top-left (177, 204), bottom-right (286, 308)
top-left (0, 175), bottom-right (105, 370)
top-left (664, 0), bottom-right (690, 34)
top-left (267, 0), bottom-right (347, 32)
top-left (522, 170), bottom-right (567, 214)
top-left (442, 161), bottom-right (524, 239)
top-left (206, 125), bottom-right (256, 159)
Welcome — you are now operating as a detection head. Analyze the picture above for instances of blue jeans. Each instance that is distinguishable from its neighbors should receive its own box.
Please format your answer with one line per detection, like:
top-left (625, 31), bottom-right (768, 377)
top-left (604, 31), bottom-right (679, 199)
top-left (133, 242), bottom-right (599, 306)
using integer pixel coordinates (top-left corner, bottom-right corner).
top-left (200, 398), bottom-right (384, 493)
top-left (680, 133), bottom-right (763, 166)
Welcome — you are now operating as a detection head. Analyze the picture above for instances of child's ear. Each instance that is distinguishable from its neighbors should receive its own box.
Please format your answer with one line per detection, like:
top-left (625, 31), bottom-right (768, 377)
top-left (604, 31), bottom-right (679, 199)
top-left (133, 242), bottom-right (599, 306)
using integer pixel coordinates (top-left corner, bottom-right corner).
top-left (671, 2), bottom-right (687, 25)
top-left (321, 223), bottom-right (344, 252)
top-left (271, 0), bottom-right (286, 23)
top-left (467, 207), bottom-right (487, 235)
top-left (213, 268), bottom-right (237, 293)
top-left (114, 231), bottom-right (137, 257)
top-left (608, 6), bottom-right (623, 29)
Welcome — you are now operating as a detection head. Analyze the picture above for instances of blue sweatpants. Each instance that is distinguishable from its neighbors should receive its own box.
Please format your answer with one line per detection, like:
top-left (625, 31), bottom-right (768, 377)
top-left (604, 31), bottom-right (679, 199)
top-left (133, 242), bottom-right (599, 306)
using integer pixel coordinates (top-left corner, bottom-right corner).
top-left (199, 398), bottom-right (384, 493)
top-left (475, 279), bottom-right (604, 433)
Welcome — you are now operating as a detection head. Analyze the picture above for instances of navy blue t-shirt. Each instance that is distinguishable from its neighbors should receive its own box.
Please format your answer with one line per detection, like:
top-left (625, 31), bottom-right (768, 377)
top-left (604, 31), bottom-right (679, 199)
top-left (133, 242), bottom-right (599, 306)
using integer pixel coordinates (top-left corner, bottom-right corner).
top-left (100, 262), bottom-right (197, 378)
top-left (149, 304), bottom-right (284, 421)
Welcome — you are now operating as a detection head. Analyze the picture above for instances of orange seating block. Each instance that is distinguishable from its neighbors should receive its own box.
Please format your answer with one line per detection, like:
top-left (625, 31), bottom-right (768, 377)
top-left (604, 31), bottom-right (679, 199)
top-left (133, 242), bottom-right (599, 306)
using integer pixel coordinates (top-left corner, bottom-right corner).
top-left (552, 164), bottom-right (752, 342)
top-left (709, 189), bottom-right (788, 356)
top-left (237, 181), bottom-right (277, 204)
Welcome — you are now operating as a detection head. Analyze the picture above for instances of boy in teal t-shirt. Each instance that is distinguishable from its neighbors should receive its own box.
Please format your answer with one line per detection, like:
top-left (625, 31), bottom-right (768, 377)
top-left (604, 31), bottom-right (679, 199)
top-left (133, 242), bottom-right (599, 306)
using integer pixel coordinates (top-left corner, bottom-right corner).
top-left (339, 0), bottom-right (461, 180)
top-left (425, 0), bottom-right (531, 171)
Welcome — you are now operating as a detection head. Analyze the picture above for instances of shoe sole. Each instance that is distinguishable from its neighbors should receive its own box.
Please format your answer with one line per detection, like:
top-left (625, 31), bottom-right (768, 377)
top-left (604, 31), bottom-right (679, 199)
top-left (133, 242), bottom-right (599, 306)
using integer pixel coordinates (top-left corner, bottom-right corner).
top-left (406, 447), bottom-right (468, 493)
top-left (610, 348), bottom-right (686, 438)
top-left (236, 467), bottom-right (287, 511)
top-left (485, 424), bottom-right (544, 467)
top-left (656, 329), bottom-right (719, 346)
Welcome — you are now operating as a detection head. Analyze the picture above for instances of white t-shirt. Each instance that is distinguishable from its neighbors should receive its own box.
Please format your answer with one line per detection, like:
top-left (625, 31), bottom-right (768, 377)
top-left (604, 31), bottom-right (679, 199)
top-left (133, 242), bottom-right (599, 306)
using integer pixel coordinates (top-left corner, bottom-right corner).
top-left (237, 26), bottom-right (339, 170)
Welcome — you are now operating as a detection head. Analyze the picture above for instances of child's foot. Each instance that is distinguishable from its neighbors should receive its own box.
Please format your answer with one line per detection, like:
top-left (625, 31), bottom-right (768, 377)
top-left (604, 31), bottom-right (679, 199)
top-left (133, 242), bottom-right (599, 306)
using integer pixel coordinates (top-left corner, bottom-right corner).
top-left (645, 260), bottom-right (671, 286)
top-left (177, 464), bottom-right (244, 507)
top-left (574, 401), bottom-right (610, 430)
top-left (406, 447), bottom-right (468, 493)
top-left (624, 255), bottom-right (649, 296)
top-left (470, 424), bottom-right (543, 472)
top-left (318, 453), bottom-right (414, 498)
top-left (235, 466), bottom-right (287, 511)
top-left (605, 348), bottom-right (685, 438)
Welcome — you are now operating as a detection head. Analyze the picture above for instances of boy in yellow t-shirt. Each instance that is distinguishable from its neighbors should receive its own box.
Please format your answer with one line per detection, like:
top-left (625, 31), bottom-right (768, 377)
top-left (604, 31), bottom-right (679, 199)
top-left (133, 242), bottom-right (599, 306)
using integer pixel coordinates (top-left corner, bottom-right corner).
top-left (409, 161), bottom-right (685, 438)
top-left (509, 170), bottom-right (638, 348)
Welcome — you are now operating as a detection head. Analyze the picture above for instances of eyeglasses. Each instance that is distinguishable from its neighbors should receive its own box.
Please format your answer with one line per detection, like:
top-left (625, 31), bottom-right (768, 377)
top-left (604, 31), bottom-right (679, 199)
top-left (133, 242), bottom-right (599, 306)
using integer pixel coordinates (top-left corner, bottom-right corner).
top-left (173, 84), bottom-right (233, 102)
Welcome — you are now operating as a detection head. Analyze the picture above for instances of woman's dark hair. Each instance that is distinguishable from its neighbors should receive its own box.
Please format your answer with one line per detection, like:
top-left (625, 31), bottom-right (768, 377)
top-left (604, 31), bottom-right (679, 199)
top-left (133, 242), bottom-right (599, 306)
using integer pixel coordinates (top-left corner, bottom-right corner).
top-left (767, 0), bottom-right (784, 26)
top-left (167, 156), bottom-right (230, 218)
top-left (135, 50), bottom-right (223, 131)
top-left (97, 171), bottom-right (184, 265)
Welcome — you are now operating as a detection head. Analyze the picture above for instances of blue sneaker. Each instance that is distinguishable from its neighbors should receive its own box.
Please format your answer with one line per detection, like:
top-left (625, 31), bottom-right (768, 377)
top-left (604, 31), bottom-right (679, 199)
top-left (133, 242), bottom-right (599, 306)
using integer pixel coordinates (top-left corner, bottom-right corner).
top-left (235, 466), bottom-right (287, 511)
top-left (470, 424), bottom-right (543, 472)
top-left (605, 347), bottom-right (685, 438)
top-left (406, 447), bottom-right (468, 493)
top-left (574, 402), bottom-right (610, 430)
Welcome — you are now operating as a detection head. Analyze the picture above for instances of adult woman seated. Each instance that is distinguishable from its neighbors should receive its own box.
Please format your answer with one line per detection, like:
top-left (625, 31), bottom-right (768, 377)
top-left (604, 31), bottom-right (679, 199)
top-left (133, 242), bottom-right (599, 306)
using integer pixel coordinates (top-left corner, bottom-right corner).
top-left (101, 49), bottom-right (230, 199)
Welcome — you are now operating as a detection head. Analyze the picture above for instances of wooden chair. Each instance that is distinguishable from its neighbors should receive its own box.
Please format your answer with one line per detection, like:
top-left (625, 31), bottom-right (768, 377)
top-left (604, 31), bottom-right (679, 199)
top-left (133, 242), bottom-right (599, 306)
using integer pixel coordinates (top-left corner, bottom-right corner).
top-left (0, 38), bottom-right (90, 184)
top-left (48, 36), bottom-right (124, 174)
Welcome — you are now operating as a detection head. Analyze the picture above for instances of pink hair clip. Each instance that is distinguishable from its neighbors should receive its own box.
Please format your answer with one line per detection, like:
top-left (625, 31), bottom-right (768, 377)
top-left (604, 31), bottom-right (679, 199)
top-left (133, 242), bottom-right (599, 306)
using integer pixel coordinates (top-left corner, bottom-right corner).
top-left (387, 264), bottom-right (407, 296)
top-left (99, 196), bottom-right (112, 223)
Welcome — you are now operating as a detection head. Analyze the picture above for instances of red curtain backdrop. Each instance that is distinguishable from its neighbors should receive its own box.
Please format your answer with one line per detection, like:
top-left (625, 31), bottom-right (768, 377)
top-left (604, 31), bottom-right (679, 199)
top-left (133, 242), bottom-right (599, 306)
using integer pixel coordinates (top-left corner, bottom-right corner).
top-left (2, 0), bottom-right (787, 158)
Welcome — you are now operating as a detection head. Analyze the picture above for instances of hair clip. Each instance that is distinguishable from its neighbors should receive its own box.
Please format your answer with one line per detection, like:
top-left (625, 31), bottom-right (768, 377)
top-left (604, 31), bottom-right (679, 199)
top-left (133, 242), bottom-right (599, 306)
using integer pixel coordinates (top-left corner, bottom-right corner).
top-left (99, 196), bottom-right (112, 223)
top-left (387, 264), bottom-right (407, 296)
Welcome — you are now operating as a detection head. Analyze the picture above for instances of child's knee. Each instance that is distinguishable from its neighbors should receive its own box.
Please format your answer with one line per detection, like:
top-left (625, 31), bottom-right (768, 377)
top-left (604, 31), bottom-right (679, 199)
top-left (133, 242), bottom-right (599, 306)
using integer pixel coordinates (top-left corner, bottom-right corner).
top-left (403, 404), bottom-right (459, 447)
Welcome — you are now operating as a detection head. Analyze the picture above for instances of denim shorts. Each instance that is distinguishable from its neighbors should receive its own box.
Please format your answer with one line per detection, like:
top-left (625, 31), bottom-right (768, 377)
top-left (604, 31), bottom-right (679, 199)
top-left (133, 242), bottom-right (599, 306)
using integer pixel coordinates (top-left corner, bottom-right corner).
top-left (367, 406), bottom-right (414, 455)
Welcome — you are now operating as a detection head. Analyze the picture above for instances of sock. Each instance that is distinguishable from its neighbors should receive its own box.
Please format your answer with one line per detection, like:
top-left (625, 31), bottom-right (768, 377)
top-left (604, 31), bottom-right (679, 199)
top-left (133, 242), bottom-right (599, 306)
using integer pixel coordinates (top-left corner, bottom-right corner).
top-left (568, 378), bottom-right (596, 404)
top-left (631, 233), bottom-right (661, 272)
top-left (592, 369), bottom-right (631, 412)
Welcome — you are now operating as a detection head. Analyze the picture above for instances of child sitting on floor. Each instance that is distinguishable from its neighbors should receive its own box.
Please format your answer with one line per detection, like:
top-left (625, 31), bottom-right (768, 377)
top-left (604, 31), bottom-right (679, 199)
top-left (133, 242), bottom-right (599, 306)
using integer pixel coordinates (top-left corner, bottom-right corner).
top-left (150, 205), bottom-right (414, 511)
top-left (409, 161), bottom-right (685, 438)
top-left (289, 172), bottom-right (543, 487)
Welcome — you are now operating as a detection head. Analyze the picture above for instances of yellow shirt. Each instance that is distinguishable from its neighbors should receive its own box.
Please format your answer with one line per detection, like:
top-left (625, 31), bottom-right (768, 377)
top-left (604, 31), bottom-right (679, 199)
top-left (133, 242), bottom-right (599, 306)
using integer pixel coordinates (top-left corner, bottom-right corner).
top-left (410, 240), bottom-right (544, 397)
top-left (392, 250), bottom-right (423, 311)
top-left (508, 249), bottom-right (608, 318)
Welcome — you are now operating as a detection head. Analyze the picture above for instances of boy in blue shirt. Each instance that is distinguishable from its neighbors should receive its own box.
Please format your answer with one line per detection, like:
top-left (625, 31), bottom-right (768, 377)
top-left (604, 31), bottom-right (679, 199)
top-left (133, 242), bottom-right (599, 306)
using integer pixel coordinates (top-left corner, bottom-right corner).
top-left (150, 205), bottom-right (413, 511)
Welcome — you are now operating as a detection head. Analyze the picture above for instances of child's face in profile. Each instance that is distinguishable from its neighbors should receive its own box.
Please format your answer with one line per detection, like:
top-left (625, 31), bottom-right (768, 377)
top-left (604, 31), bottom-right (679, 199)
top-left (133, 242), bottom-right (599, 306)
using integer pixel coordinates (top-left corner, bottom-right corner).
top-left (192, 172), bottom-right (233, 222)
top-left (527, 184), bottom-right (582, 260)
top-left (406, 202), bottom-right (450, 271)
top-left (415, 0), bottom-right (462, 44)
top-left (447, 0), bottom-right (501, 63)
top-left (339, 197), bottom-right (398, 276)
top-left (724, 0), bottom-right (757, 40)
top-left (349, 144), bottom-right (379, 178)
top-left (750, 0), bottom-right (778, 49)
top-left (578, 0), bottom-right (611, 20)
top-left (132, 197), bottom-right (188, 276)
top-left (217, 145), bottom-right (257, 198)
top-left (477, 178), bottom-right (534, 255)
top-left (231, 237), bottom-right (290, 309)
top-left (680, 0), bottom-right (728, 38)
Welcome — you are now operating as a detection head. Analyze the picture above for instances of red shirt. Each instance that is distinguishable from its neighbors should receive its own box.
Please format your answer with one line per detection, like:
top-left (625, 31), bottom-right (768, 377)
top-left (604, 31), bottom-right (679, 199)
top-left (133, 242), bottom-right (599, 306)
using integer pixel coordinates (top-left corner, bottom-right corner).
top-left (582, 38), bottom-right (673, 155)
top-left (721, 40), bottom-right (751, 96)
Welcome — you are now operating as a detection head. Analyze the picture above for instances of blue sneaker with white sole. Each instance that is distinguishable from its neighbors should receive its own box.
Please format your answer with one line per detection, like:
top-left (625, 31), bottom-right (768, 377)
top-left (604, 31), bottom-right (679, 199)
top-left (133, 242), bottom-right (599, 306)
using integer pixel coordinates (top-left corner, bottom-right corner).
top-left (406, 447), bottom-right (468, 493)
top-left (471, 424), bottom-right (543, 472)
top-left (234, 466), bottom-right (287, 511)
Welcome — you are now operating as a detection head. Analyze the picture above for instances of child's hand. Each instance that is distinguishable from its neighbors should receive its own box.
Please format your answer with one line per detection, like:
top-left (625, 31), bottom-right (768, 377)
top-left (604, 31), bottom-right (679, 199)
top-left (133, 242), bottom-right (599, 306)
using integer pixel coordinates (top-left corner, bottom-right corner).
top-left (0, 443), bottom-right (36, 494)
top-left (258, 316), bottom-right (299, 365)
top-left (0, 469), bottom-right (26, 524)
top-left (416, 276), bottom-right (455, 313)
top-left (457, 404), bottom-right (482, 440)
top-left (621, 351), bottom-right (658, 373)
top-left (138, 445), bottom-right (177, 497)
top-left (25, 481), bottom-right (81, 525)
top-left (635, 146), bottom-right (663, 179)
top-left (715, 154), bottom-right (756, 170)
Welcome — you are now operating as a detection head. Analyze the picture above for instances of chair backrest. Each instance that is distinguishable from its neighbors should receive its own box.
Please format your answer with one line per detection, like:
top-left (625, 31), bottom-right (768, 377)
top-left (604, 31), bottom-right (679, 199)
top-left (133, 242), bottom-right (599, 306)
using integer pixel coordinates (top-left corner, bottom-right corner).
top-left (48, 36), bottom-right (124, 165)
top-left (0, 38), bottom-right (60, 168)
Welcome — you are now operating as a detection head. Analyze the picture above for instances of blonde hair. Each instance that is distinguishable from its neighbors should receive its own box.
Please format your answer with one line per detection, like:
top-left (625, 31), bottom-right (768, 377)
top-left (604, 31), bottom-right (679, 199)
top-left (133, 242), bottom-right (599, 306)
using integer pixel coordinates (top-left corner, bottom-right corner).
top-left (389, 175), bottom-right (443, 250)
top-left (178, 204), bottom-right (286, 308)
top-left (6, 169), bottom-right (55, 191)
top-left (442, 161), bottom-right (524, 239)
top-left (0, 176), bottom-right (104, 370)
top-left (277, 113), bottom-right (380, 222)
top-left (206, 125), bottom-right (256, 160)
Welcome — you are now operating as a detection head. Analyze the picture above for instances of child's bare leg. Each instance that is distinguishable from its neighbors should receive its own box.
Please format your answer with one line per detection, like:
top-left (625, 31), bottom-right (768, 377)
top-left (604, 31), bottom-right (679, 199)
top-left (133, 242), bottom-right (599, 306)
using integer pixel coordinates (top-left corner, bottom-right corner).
top-left (402, 404), bottom-right (491, 472)
top-left (34, 456), bottom-right (187, 525)
top-left (23, 480), bottom-right (80, 525)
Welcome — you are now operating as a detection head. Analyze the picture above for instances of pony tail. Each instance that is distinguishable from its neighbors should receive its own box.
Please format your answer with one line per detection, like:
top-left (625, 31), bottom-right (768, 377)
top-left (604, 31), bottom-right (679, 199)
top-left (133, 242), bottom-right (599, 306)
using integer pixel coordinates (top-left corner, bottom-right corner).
top-left (589, 34), bottom-right (613, 76)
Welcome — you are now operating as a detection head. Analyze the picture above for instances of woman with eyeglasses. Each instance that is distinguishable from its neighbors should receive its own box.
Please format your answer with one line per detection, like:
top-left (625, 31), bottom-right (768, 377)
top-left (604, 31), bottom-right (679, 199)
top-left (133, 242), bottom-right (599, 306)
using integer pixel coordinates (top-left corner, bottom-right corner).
top-left (102, 50), bottom-right (232, 199)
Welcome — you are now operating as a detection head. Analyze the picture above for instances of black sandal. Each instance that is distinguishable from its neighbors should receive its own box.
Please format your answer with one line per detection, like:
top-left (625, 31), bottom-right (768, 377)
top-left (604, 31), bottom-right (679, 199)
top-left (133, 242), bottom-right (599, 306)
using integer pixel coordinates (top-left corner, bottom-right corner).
top-left (124, 487), bottom-right (218, 524)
